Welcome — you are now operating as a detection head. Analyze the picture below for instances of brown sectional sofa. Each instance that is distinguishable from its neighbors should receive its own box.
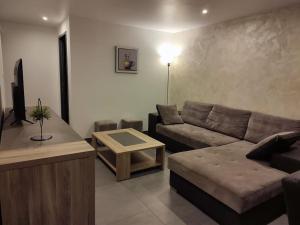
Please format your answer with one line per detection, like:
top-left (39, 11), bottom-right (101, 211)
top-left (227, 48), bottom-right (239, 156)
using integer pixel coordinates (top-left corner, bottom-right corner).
top-left (148, 101), bottom-right (300, 225)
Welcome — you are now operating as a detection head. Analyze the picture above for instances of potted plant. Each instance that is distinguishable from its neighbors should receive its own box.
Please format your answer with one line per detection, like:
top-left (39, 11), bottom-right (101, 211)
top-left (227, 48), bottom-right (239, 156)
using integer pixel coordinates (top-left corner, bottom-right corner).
top-left (30, 98), bottom-right (52, 141)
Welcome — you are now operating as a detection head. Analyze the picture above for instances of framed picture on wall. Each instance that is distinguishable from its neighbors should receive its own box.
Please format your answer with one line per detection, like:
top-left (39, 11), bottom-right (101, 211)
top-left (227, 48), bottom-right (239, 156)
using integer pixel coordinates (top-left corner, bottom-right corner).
top-left (115, 46), bottom-right (138, 74)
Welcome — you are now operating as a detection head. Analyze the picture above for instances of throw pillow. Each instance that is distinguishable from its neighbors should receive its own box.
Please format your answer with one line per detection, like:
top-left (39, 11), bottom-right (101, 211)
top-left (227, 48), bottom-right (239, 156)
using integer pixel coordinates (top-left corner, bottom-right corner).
top-left (277, 131), bottom-right (300, 152)
top-left (246, 131), bottom-right (300, 160)
top-left (156, 104), bottom-right (184, 125)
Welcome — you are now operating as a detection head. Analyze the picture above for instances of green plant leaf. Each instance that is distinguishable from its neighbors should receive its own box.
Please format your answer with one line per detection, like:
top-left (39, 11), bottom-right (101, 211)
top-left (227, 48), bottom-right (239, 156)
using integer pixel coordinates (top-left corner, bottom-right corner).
top-left (30, 106), bottom-right (51, 121)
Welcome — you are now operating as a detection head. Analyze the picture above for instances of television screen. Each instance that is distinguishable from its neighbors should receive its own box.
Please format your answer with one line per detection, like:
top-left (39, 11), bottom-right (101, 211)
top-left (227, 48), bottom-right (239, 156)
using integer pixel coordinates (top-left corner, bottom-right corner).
top-left (0, 85), bottom-right (3, 141)
top-left (11, 59), bottom-right (26, 122)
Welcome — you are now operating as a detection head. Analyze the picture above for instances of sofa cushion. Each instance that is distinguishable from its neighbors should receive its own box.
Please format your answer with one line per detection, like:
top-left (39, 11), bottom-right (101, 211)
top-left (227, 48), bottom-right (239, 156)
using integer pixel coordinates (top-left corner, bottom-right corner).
top-left (156, 104), bottom-right (183, 125)
top-left (246, 131), bottom-right (300, 161)
top-left (206, 105), bottom-right (251, 139)
top-left (245, 112), bottom-right (300, 144)
top-left (168, 141), bottom-right (287, 213)
top-left (246, 133), bottom-right (278, 160)
top-left (181, 101), bottom-right (213, 128)
top-left (156, 123), bottom-right (239, 149)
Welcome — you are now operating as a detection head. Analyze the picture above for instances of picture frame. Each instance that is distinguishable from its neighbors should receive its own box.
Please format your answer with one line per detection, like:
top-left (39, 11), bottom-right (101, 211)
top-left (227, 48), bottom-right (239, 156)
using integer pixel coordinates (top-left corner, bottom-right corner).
top-left (115, 46), bottom-right (138, 74)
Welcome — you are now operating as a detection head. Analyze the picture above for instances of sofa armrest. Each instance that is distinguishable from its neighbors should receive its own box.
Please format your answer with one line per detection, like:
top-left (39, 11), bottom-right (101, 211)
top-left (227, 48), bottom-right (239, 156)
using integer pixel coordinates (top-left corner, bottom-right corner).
top-left (148, 110), bottom-right (182, 137)
top-left (148, 113), bottom-right (161, 137)
top-left (282, 171), bottom-right (300, 225)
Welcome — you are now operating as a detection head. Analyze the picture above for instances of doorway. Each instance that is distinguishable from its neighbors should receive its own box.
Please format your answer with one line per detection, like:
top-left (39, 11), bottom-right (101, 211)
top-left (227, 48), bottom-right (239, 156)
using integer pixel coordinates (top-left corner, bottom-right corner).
top-left (59, 34), bottom-right (69, 124)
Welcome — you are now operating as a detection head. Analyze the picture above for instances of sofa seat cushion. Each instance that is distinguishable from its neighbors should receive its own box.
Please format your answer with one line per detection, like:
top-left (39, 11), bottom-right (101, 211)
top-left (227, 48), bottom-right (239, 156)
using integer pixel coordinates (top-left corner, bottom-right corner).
top-left (168, 141), bottom-right (288, 213)
top-left (245, 112), bottom-right (300, 143)
top-left (181, 101), bottom-right (213, 128)
top-left (156, 123), bottom-right (239, 149)
top-left (206, 105), bottom-right (251, 139)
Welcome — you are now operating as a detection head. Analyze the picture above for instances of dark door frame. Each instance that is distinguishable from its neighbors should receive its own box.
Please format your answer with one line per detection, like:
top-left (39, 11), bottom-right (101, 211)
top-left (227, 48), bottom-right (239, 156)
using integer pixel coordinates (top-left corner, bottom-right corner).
top-left (58, 33), bottom-right (70, 124)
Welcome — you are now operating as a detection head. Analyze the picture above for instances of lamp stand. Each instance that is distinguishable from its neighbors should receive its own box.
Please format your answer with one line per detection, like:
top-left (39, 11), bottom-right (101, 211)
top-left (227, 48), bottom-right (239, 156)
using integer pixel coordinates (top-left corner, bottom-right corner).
top-left (167, 63), bottom-right (170, 105)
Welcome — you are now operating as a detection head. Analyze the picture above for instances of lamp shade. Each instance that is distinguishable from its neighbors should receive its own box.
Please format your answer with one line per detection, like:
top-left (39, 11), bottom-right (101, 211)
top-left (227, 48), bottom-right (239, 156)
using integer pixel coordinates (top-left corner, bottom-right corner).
top-left (158, 43), bottom-right (182, 65)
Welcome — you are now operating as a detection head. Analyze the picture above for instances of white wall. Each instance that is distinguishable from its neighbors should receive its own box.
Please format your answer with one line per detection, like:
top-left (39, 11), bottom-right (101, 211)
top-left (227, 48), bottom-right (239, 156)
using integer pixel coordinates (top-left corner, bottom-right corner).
top-left (0, 21), bottom-right (60, 115)
top-left (69, 16), bottom-right (172, 137)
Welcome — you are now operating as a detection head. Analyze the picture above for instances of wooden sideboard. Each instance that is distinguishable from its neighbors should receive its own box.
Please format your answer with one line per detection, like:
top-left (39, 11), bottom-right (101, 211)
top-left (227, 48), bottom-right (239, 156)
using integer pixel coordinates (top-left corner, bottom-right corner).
top-left (0, 108), bottom-right (95, 225)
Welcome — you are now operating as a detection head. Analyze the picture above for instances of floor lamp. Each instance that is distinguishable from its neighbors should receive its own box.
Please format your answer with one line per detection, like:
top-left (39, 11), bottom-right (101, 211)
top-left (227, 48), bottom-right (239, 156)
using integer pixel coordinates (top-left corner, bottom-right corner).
top-left (167, 62), bottom-right (170, 105)
top-left (158, 43), bottom-right (181, 105)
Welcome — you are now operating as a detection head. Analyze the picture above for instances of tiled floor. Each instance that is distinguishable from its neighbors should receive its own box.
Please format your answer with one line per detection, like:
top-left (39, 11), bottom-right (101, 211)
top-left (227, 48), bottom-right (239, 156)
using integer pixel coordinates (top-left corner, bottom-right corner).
top-left (95, 150), bottom-right (288, 225)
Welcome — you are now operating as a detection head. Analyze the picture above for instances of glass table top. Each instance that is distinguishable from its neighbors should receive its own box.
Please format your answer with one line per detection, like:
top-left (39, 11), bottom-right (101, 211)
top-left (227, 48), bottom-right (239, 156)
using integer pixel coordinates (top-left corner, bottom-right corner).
top-left (108, 131), bottom-right (146, 146)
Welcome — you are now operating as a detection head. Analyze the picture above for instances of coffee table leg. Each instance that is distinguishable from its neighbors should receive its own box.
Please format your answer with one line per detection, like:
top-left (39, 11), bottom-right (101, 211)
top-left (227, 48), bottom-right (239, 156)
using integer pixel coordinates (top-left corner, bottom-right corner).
top-left (116, 152), bottom-right (131, 181)
top-left (156, 146), bottom-right (165, 169)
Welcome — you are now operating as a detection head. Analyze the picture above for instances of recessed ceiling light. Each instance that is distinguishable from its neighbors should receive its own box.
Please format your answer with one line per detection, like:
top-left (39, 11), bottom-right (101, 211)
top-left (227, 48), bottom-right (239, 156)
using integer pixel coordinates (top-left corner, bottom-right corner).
top-left (42, 16), bottom-right (48, 21)
top-left (202, 9), bottom-right (208, 15)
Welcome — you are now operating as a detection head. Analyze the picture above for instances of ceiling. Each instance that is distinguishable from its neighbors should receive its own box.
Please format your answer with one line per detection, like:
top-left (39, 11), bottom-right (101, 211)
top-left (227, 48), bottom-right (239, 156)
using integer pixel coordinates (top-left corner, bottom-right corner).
top-left (0, 0), bottom-right (299, 33)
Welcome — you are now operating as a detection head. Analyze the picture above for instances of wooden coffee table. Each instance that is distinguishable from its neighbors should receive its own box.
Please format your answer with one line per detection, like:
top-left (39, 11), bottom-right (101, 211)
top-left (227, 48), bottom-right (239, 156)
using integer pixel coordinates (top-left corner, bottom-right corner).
top-left (92, 128), bottom-right (165, 181)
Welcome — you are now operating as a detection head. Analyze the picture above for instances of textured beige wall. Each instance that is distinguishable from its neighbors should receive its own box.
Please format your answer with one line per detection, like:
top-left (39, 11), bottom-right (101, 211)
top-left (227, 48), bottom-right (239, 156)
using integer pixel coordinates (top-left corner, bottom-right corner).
top-left (171, 5), bottom-right (300, 119)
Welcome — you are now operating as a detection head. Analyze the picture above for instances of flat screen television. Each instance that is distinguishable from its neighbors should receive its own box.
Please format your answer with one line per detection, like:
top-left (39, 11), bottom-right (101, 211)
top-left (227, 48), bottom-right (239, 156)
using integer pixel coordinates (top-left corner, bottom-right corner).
top-left (11, 59), bottom-right (30, 124)
top-left (0, 86), bottom-right (3, 141)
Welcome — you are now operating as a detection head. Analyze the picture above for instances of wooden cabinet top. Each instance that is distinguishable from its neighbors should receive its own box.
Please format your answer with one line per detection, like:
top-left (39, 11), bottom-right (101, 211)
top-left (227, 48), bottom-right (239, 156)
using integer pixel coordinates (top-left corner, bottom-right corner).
top-left (0, 140), bottom-right (95, 171)
top-left (0, 107), bottom-right (82, 150)
top-left (0, 107), bottom-right (95, 171)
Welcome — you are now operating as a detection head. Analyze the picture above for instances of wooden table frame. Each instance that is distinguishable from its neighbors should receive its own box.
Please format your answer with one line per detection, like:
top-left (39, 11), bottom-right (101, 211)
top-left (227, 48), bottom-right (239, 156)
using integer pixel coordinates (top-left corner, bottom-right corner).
top-left (92, 128), bottom-right (165, 181)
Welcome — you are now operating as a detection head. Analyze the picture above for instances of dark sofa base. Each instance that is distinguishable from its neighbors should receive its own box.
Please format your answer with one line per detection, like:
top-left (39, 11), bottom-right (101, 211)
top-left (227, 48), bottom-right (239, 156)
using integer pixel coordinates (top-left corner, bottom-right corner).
top-left (170, 171), bottom-right (285, 225)
top-left (151, 133), bottom-right (193, 153)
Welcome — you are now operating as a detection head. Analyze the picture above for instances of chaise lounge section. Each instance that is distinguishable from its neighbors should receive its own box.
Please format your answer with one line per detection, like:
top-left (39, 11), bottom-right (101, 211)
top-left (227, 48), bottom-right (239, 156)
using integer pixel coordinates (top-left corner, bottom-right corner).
top-left (148, 101), bottom-right (300, 225)
top-left (169, 142), bottom-right (287, 225)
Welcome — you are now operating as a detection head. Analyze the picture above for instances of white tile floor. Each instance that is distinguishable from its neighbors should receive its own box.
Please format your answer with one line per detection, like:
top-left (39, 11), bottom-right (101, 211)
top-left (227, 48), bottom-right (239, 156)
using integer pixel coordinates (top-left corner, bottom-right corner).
top-left (94, 151), bottom-right (288, 225)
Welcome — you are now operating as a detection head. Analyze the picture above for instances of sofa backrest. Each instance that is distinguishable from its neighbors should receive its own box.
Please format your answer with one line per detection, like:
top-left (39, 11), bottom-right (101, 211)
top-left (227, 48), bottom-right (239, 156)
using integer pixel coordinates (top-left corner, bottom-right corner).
top-left (206, 105), bottom-right (251, 139)
top-left (181, 101), bottom-right (213, 128)
top-left (245, 112), bottom-right (300, 143)
top-left (180, 101), bottom-right (300, 143)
